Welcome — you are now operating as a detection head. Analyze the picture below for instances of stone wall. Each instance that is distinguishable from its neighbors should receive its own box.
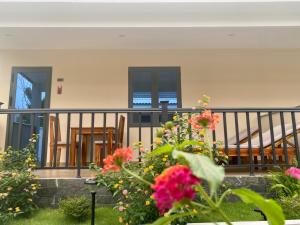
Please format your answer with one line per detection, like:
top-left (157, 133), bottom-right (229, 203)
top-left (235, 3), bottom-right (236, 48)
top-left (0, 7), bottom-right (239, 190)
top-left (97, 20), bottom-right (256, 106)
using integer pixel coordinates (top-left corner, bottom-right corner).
top-left (36, 178), bottom-right (114, 208)
top-left (36, 175), bottom-right (270, 208)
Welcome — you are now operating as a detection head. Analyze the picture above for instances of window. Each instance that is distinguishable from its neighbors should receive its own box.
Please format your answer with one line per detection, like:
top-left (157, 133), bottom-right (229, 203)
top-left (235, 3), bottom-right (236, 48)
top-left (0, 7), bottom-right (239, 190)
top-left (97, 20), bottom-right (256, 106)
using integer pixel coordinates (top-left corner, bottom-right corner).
top-left (128, 67), bottom-right (182, 126)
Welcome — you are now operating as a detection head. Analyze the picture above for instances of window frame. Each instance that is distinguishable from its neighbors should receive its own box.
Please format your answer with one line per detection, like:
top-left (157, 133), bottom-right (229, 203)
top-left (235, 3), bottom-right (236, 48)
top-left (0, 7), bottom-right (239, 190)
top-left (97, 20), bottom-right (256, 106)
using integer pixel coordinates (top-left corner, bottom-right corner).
top-left (128, 66), bottom-right (182, 127)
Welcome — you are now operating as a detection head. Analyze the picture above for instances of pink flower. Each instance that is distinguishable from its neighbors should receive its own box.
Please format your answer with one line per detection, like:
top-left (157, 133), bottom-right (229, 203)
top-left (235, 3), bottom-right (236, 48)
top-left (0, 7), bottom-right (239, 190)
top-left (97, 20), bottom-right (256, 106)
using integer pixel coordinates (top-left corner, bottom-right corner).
top-left (122, 189), bottom-right (128, 196)
top-left (151, 165), bottom-right (201, 214)
top-left (189, 110), bottom-right (220, 131)
top-left (102, 147), bottom-right (133, 173)
top-left (286, 167), bottom-right (300, 180)
top-left (118, 206), bottom-right (125, 212)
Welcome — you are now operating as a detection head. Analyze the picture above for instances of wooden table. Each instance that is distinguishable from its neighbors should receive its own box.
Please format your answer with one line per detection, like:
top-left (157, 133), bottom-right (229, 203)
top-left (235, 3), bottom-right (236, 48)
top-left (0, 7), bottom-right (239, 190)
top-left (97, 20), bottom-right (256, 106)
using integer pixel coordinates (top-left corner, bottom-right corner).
top-left (70, 127), bottom-right (115, 166)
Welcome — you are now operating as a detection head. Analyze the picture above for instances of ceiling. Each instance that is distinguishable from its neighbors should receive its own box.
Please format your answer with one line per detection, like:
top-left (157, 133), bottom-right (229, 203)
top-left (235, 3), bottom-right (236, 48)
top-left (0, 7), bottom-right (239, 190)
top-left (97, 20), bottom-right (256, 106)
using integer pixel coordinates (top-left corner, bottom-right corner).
top-left (0, 1), bottom-right (300, 49)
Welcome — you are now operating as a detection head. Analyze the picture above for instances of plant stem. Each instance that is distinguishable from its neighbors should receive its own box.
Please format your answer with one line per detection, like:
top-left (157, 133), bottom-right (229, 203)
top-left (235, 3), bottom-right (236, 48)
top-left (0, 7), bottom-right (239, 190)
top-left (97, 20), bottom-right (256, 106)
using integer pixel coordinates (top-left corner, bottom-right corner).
top-left (122, 165), bottom-right (152, 186)
top-left (217, 189), bottom-right (232, 207)
top-left (196, 186), bottom-right (233, 225)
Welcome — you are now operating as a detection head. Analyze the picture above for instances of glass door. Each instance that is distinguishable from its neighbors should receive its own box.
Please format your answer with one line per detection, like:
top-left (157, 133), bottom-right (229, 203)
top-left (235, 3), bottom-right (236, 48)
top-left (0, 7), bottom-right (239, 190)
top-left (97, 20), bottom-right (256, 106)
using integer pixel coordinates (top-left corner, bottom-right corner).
top-left (6, 67), bottom-right (52, 166)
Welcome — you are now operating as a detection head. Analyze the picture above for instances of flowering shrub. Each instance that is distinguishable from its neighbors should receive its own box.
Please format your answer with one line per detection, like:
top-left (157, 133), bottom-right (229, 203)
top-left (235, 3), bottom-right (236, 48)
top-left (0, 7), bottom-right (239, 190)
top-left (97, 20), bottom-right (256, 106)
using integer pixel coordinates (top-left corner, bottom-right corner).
top-left (151, 165), bottom-right (200, 215)
top-left (95, 96), bottom-right (285, 225)
top-left (0, 135), bottom-right (40, 224)
top-left (268, 167), bottom-right (300, 199)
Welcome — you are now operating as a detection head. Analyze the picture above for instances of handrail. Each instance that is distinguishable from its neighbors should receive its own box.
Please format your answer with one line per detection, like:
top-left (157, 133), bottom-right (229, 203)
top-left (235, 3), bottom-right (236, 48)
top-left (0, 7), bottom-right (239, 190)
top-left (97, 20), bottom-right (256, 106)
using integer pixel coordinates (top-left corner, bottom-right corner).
top-left (2, 107), bottom-right (300, 114)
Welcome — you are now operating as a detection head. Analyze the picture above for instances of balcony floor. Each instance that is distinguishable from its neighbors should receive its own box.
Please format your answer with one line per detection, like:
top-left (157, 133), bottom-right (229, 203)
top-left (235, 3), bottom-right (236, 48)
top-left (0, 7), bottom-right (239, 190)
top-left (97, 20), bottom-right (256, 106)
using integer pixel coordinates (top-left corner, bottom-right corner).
top-left (33, 169), bottom-right (267, 179)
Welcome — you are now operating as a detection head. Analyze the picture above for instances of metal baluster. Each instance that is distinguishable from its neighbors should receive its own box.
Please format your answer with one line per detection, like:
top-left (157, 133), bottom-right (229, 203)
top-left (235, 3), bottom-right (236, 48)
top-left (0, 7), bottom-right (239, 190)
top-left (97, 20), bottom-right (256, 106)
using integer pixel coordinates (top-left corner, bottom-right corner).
top-left (89, 113), bottom-right (95, 164)
top-left (234, 112), bottom-right (241, 165)
top-left (53, 113), bottom-right (59, 168)
top-left (30, 113), bottom-right (35, 136)
top-left (223, 112), bottom-right (228, 154)
top-left (246, 112), bottom-right (254, 175)
top-left (127, 113), bottom-right (130, 147)
top-left (77, 113), bottom-right (83, 178)
top-left (138, 112), bottom-right (142, 162)
top-left (65, 113), bottom-right (71, 168)
top-left (115, 112), bottom-right (119, 148)
top-left (280, 112), bottom-right (289, 164)
top-left (150, 112), bottom-right (154, 151)
top-left (257, 112), bottom-right (265, 166)
top-left (17, 113), bottom-right (23, 149)
top-left (268, 112), bottom-right (276, 164)
top-left (101, 113), bottom-right (107, 167)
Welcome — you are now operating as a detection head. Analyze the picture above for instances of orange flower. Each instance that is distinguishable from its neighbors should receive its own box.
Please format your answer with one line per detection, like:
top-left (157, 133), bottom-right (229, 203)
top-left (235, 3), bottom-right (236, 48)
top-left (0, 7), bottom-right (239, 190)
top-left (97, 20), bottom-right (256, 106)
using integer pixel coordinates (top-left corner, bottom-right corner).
top-left (189, 110), bottom-right (220, 131)
top-left (102, 147), bottom-right (133, 173)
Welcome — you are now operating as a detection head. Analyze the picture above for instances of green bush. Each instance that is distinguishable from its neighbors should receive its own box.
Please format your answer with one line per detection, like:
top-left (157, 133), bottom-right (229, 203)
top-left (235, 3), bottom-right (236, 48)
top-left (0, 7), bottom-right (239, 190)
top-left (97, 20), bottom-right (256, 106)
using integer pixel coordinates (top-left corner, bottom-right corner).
top-left (267, 170), bottom-right (300, 199)
top-left (0, 134), bottom-right (40, 224)
top-left (277, 196), bottom-right (300, 219)
top-left (59, 196), bottom-right (90, 221)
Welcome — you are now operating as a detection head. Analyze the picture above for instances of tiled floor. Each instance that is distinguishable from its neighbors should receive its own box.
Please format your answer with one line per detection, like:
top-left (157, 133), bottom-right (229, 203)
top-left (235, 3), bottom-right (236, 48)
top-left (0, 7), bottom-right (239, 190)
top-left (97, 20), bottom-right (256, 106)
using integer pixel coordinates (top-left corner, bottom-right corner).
top-left (33, 169), bottom-right (267, 179)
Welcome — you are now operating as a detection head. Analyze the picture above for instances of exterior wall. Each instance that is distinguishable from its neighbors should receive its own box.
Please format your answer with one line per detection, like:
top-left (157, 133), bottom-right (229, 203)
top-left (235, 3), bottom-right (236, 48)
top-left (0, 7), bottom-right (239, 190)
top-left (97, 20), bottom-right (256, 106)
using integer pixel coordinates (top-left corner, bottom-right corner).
top-left (36, 175), bottom-right (269, 207)
top-left (1, 49), bottom-right (300, 159)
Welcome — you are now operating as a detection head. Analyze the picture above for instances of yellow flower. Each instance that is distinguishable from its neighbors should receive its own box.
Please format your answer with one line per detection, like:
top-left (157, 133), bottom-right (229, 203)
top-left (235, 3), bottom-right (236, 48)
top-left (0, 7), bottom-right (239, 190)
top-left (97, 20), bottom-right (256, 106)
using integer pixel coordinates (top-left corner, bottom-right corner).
top-left (144, 190), bottom-right (148, 195)
top-left (143, 168), bottom-right (149, 173)
top-left (149, 165), bottom-right (154, 170)
top-left (15, 207), bottom-right (21, 213)
top-left (164, 155), bottom-right (168, 158)
top-left (162, 158), bottom-right (167, 162)
top-left (28, 198), bottom-right (33, 202)
top-left (119, 217), bottom-right (123, 223)
top-left (8, 208), bottom-right (12, 211)
top-left (119, 180), bottom-right (123, 184)
top-left (145, 201), bottom-right (150, 206)
top-left (114, 184), bottom-right (119, 189)
top-left (193, 209), bottom-right (198, 214)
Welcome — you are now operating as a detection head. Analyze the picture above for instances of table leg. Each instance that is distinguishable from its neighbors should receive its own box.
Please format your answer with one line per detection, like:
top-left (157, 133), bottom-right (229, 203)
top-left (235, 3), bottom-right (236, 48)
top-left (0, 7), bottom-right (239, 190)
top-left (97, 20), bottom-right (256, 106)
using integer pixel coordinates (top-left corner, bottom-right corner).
top-left (70, 130), bottom-right (76, 167)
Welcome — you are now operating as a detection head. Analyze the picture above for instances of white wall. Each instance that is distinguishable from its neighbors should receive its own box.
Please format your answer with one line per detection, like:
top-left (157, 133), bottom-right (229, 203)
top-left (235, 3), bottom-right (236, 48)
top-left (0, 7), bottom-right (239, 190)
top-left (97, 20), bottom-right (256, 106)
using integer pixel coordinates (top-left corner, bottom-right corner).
top-left (1, 49), bottom-right (300, 161)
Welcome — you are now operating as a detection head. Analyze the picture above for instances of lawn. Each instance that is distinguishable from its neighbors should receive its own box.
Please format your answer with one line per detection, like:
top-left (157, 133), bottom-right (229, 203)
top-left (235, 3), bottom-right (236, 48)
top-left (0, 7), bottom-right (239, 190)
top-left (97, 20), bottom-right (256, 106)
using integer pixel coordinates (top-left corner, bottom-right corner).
top-left (9, 202), bottom-right (264, 225)
top-left (9, 207), bottom-right (121, 225)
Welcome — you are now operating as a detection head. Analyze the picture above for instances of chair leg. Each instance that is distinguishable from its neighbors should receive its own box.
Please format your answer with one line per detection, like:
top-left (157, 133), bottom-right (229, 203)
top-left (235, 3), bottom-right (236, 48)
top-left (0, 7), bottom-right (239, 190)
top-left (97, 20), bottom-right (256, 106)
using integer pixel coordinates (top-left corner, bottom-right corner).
top-left (49, 145), bottom-right (54, 167)
top-left (56, 147), bottom-right (61, 167)
top-left (95, 144), bottom-right (101, 166)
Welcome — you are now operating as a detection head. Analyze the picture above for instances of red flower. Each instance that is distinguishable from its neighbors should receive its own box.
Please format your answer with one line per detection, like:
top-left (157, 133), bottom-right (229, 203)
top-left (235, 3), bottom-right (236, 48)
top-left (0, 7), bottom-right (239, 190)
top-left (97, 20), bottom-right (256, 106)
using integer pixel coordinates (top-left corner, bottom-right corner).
top-left (189, 110), bottom-right (220, 130)
top-left (102, 147), bottom-right (133, 173)
top-left (151, 165), bottom-right (201, 214)
top-left (286, 167), bottom-right (300, 180)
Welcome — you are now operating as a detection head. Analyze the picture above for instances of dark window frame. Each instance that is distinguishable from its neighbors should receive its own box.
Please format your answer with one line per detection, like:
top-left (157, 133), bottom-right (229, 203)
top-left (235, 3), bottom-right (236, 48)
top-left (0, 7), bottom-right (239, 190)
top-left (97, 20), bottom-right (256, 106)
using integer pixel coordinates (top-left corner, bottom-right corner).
top-left (128, 66), bottom-right (182, 127)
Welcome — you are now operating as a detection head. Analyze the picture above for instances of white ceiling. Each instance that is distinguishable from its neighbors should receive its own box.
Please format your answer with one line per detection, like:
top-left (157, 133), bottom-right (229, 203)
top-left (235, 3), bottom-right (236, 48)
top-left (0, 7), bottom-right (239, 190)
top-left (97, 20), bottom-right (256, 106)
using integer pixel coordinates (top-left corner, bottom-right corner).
top-left (0, 1), bottom-right (300, 49)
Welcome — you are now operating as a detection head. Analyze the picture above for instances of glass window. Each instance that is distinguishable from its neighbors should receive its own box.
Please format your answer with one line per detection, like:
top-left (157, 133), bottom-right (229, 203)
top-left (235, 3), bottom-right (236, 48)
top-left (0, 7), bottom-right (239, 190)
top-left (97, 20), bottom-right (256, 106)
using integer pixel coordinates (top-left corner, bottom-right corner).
top-left (129, 67), bottom-right (181, 126)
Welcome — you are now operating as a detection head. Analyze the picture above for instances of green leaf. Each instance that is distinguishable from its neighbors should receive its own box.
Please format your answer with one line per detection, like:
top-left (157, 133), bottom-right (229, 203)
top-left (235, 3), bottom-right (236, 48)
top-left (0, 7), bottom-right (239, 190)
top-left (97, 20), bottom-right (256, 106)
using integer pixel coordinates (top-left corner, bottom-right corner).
top-left (172, 150), bottom-right (224, 195)
top-left (232, 188), bottom-right (285, 225)
top-left (147, 144), bottom-right (173, 158)
top-left (176, 140), bottom-right (202, 151)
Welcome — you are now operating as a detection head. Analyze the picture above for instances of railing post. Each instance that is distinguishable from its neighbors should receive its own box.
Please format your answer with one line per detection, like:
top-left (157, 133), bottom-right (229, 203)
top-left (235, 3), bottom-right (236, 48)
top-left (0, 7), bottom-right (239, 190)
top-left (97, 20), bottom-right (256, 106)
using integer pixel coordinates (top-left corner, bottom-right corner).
top-left (160, 101), bottom-right (169, 123)
top-left (0, 102), bottom-right (3, 109)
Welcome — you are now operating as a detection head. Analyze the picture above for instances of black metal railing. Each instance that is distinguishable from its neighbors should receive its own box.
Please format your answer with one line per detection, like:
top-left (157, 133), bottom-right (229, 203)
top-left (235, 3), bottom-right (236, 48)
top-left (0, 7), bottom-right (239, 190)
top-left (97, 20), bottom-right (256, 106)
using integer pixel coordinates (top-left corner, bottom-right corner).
top-left (1, 105), bottom-right (300, 177)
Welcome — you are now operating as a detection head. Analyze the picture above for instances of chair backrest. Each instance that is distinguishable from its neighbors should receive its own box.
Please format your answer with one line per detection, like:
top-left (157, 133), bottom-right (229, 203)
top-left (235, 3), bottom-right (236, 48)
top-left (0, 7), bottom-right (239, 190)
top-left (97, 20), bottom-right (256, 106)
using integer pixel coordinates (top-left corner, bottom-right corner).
top-left (49, 116), bottom-right (62, 145)
top-left (117, 115), bottom-right (125, 147)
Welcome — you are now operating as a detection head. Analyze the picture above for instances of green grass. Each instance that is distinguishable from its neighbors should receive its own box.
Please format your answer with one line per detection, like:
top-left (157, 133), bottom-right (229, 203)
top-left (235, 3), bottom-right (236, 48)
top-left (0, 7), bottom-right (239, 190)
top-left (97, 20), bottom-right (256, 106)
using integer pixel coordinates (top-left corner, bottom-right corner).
top-left (9, 207), bottom-right (121, 225)
top-left (9, 202), bottom-right (265, 225)
top-left (194, 202), bottom-right (264, 222)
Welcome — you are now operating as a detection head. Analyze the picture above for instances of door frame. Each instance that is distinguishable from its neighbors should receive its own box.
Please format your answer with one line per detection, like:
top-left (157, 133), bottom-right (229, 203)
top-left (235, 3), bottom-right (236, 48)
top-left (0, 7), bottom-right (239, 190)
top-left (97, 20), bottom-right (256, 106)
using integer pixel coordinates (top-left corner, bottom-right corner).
top-left (5, 67), bottom-right (52, 167)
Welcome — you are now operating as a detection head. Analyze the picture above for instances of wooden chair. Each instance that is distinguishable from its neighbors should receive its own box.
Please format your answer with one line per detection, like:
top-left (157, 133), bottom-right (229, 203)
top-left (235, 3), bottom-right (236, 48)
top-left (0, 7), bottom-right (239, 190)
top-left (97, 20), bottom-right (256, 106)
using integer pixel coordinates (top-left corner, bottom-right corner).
top-left (49, 116), bottom-right (66, 167)
top-left (221, 123), bottom-right (300, 165)
top-left (94, 115), bottom-right (125, 166)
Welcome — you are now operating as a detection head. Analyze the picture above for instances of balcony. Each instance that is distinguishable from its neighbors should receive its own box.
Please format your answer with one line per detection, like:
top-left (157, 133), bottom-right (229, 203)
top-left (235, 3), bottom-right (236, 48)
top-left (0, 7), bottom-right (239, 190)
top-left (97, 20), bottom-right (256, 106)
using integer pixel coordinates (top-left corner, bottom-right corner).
top-left (1, 104), bottom-right (300, 177)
